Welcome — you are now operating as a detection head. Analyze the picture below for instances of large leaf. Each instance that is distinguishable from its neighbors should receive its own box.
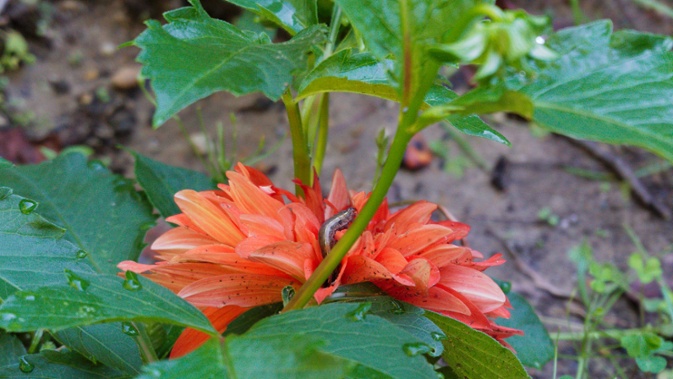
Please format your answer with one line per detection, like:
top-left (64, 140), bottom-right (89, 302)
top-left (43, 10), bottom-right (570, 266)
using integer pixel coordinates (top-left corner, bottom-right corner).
top-left (0, 191), bottom-right (143, 375)
top-left (0, 153), bottom-right (155, 275)
top-left (137, 336), bottom-right (353, 379)
top-left (336, 0), bottom-right (492, 96)
top-left (0, 332), bottom-right (26, 367)
top-left (0, 349), bottom-right (126, 379)
top-left (224, 0), bottom-right (317, 35)
top-left (515, 20), bottom-right (673, 163)
top-left (297, 49), bottom-right (509, 144)
top-left (0, 274), bottom-right (216, 335)
top-left (495, 292), bottom-right (554, 369)
top-left (426, 312), bottom-right (529, 379)
top-left (54, 323), bottom-right (143, 376)
top-left (136, 0), bottom-right (326, 126)
top-left (132, 152), bottom-right (216, 219)
top-left (241, 302), bottom-right (437, 378)
top-left (0, 190), bottom-right (95, 299)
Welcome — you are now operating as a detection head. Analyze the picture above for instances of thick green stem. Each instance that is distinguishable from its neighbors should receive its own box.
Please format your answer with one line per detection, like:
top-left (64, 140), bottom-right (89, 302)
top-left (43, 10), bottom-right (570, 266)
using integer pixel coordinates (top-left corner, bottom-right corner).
top-left (283, 90), bottom-right (312, 191)
top-left (312, 93), bottom-right (330, 176)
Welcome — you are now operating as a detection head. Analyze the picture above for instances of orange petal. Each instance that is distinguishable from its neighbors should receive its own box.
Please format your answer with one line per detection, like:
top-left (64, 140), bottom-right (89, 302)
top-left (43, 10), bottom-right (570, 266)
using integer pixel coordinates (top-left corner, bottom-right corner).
top-left (325, 169), bottom-right (351, 218)
top-left (435, 220), bottom-right (470, 241)
top-left (341, 255), bottom-right (394, 284)
top-left (174, 190), bottom-right (245, 246)
top-left (169, 305), bottom-right (246, 358)
top-left (226, 171), bottom-right (285, 221)
top-left (374, 247), bottom-right (409, 275)
top-left (239, 214), bottom-right (286, 240)
top-left (399, 258), bottom-right (440, 293)
top-left (246, 241), bottom-right (315, 281)
top-left (178, 274), bottom-right (297, 308)
top-left (170, 245), bottom-right (287, 276)
top-left (378, 281), bottom-right (470, 315)
top-left (151, 227), bottom-right (218, 256)
top-left (439, 265), bottom-right (506, 313)
top-left (384, 201), bottom-right (436, 232)
top-left (387, 224), bottom-right (456, 256)
top-left (417, 244), bottom-right (473, 268)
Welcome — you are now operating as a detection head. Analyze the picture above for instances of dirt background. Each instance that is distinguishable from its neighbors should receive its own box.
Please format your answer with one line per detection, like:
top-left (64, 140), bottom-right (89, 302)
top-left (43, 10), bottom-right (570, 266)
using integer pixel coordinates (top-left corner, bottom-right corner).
top-left (1, 0), bottom-right (672, 377)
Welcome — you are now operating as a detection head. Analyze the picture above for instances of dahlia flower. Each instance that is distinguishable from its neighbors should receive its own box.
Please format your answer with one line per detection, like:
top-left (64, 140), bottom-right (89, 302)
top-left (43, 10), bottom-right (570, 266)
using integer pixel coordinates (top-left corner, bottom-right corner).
top-left (118, 163), bottom-right (521, 357)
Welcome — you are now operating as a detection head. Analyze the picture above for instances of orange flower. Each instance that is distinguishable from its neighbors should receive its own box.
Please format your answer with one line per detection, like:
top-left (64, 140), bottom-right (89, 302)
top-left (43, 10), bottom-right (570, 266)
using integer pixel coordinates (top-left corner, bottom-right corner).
top-left (118, 163), bottom-right (520, 357)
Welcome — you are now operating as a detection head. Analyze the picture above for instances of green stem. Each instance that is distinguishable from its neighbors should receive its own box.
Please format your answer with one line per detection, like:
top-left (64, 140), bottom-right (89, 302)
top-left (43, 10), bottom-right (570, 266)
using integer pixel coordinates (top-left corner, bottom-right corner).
top-left (555, 327), bottom-right (661, 341)
top-left (282, 90), bottom-right (312, 191)
top-left (312, 93), bottom-right (330, 176)
top-left (282, 125), bottom-right (413, 312)
top-left (133, 322), bottom-right (159, 363)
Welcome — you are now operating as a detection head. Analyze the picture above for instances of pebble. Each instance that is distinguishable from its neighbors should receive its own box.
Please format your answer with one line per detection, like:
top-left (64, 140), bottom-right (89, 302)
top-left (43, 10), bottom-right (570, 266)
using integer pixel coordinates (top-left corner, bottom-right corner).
top-left (84, 68), bottom-right (100, 81)
top-left (189, 132), bottom-right (209, 156)
top-left (111, 65), bottom-right (141, 90)
top-left (100, 42), bottom-right (117, 57)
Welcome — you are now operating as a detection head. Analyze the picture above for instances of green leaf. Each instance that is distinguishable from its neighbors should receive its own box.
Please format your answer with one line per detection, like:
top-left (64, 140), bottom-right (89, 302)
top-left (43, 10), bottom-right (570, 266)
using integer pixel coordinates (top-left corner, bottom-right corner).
top-left (0, 332), bottom-right (26, 366)
top-left (0, 191), bottom-right (95, 300)
top-left (223, 302), bottom-right (282, 337)
top-left (0, 274), bottom-right (216, 335)
top-left (426, 312), bottom-right (529, 379)
top-left (0, 153), bottom-right (155, 275)
top-left (54, 323), bottom-right (143, 376)
top-left (136, 0), bottom-right (326, 126)
top-left (297, 49), bottom-right (509, 144)
top-left (132, 152), bottom-right (216, 218)
top-left (137, 336), bottom-right (353, 379)
top-left (0, 349), bottom-right (126, 379)
top-left (514, 20), bottom-right (673, 163)
top-left (224, 0), bottom-right (317, 35)
top-left (242, 302), bottom-right (437, 378)
top-left (495, 292), bottom-right (554, 369)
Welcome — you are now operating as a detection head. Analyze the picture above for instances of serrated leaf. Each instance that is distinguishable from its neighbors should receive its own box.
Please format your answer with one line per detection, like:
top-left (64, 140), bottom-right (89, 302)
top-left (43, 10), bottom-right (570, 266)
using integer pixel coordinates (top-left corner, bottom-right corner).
top-left (243, 302), bottom-right (437, 379)
top-left (297, 49), bottom-right (508, 144)
top-left (224, 0), bottom-right (317, 35)
top-left (0, 153), bottom-right (155, 275)
top-left (495, 292), bottom-right (554, 369)
top-left (0, 192), bottom-right (95, 300)
top-left (132, 152), bottom-right (216, 219)
top-left (136, 0), bottom-right (326, 126)
top-left (0, 274), bottom-right (216, 335)
top-left (54, 323), bottom-right (142, 376)
top-left (0, 349), bottom-right (126, 379)
top-left (426, 312), bottom-right (529, 379)
top-left (514, 20), bottom-right (673, 163)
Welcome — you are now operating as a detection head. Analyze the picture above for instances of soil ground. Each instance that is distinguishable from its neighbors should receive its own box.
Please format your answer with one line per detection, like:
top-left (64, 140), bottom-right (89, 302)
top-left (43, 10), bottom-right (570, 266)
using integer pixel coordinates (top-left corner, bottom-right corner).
top-left (1, 1), bottom-right (672, 377)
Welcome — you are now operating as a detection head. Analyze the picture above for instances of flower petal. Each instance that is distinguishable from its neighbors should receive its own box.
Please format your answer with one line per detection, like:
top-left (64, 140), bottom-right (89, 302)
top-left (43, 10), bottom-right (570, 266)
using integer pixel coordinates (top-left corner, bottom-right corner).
top-left (174, 190), bottom-right (245, 246)
top-left (387, 224), bottom-right (457, 256)
top-left (378, 281), bottom-right (470, 315)
top-left (151, 227), bottom-right (218, 257)
top-left (439, 265), bottom-right (506, 313)
top-left (169, 305), bottom-right (246, 358)
top-left (325, 169), bottom-right (351, 218)
top-left (178, 274), bottom-right (298, 308)
top-left (246, 241), bottom-right (315, 281)
top-left (399, 258), bottom-right (440, 293)
top-left (170, 245), bottom-right (287, 276)
top-left (384, 201), bottom-right (436, 232)
top-left (226, 171), bottom-right (285, 221)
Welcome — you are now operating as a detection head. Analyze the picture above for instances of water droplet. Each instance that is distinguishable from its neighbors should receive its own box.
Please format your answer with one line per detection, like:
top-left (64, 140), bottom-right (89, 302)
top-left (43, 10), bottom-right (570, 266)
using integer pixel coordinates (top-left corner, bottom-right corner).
top-left (18, 199), bottom-right (38, 215)
top-left (2, 313), bottom-right (17, 322)
top-left (18, 356), bottom-right (34, 373)
top-left (346, 302), bottom-right (371, 321)
top-left (498, 281), bottom-right (511, 294)
top-left (76, 250), bottom-right (88, 259)
top-left (64, 269), bottom-right (90, 291)
top-left (388, 300), bottom-right (406, 314)
top-left (436, 372), bottom-right (445, 379)
top-left (281, 285), bottom-right (295, 306)
top-left (77, 305), bottom-right (97, 317)
top-left (0, 187), bottom-right (12, 200)
top-left (121, 322), bottom-right (139, 336)
top-left (430, 332), bottom-right (446, 341)
top-left (87, 160), bottom-right (106, 171)
top-left (402, 342), bottom-right (432, 357)
top-left (23, 294), bottom-right (36, 302)
top-left (122, 271), bottom-right (142, 291)
top-left (535, 36), bottom-right (545, 45)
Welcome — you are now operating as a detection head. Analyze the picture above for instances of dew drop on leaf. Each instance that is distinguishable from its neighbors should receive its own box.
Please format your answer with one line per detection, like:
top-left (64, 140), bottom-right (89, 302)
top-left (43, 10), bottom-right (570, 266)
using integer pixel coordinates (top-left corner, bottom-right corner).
top-left (64, 269), bottom-right (90, 291)
top-left (76, 250), bottom-right (88, 259)
top-left (122, 271), bottom-right (142, 291)
top-left (18, 199), bottom-right (37, 215)
top-left (402, 342), bottom-right (432, 357)
top-left (430, 331), bottom-right (446, 341)
top-left (77, 305), bottom-right (97, 317)
top-left (87, 160), bottom-right (106, 171)
top-left (121, 322), bottom-right (139, 336)
top-left (346, 302), bottom-right (371, 321)
top-left (18, 356), bottom-right (34, 373)
top-left (0, 187), bottom-right (12, 200)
